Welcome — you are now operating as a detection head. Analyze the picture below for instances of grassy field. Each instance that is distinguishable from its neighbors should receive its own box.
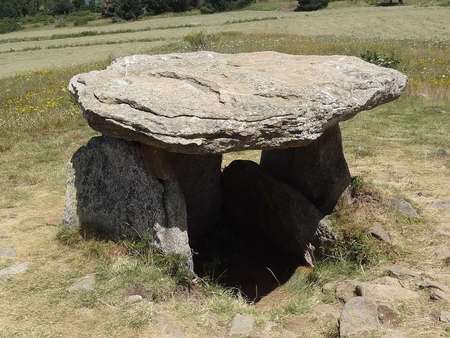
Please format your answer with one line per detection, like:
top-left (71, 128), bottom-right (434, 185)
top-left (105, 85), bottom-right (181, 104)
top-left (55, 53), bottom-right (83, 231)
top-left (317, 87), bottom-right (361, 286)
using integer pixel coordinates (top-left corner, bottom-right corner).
top-left (1, 3), bottom-right (450, 337)
top-left (0, 6), bottom-right (449, 78)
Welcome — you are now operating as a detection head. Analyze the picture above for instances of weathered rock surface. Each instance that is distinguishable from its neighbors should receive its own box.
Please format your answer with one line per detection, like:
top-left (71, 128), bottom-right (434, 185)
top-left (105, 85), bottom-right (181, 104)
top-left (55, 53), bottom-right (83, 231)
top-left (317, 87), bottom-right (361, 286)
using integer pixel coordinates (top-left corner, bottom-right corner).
top-left (311, 215), bottom-right (337, 258)
top-left (355, 281), bottom-right (419, 303)
top-left (68, 274), bottom-right (96, 292)
top-left (261, 124), bottom-right (351, 214)
top-left (222, 160), bottom-right (323, 258)
top-left (440, 310), bottom-right (450, 323)
top-left (0, 262), bottom-right (29, 281)
top-left (368, 224), bottom-right (392, 243)
top-left (63, 136), bottom-right (192, 264)
top-left (153, 150), bottom-right (222, 249)
top-left (229, 314), bottom-right (255, 337)
top-left (0, 247), bottom-right (16, 258)
top-left (391, 198), bottom-right (419, 220)
top-left (69, 51), bottom-right (407, 154)
top-left (385, 265), bottom-right (421, 279)
top-left (339, 297), bottom-right (381, 338)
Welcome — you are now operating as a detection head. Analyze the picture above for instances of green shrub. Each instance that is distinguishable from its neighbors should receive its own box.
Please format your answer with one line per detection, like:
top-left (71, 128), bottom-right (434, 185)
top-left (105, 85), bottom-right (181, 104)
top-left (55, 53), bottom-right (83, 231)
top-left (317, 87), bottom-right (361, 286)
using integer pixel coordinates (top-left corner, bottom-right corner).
top-left (201, 0), bottom-right (253, 13)
top-left (296, 0), bottom-right (329, 11)
top-left (52, 0), bottom-right (75, 15)
top-left (0, 18), bottom-right (21, 34)
top-left (73, 16), bottom-right (91, 26)
top-left (360, 50), bottom-right (400, 69)
top-left (184, 31), bottom-right (215, 50)
top-left (109, 0), bottom-right (144, 20)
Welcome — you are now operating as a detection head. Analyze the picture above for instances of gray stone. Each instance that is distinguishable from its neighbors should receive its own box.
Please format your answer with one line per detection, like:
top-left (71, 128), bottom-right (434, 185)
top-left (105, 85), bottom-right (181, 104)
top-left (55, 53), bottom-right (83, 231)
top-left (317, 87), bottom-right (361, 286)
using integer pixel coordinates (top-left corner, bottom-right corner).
top-left (391, 198), bottom-right (419, 220)
top-left (229, 314), bottom-right (255, 337)
top-left (311, 216), bottom-right (337, 259)
top-left (156, 150), bottom-right (222, 249)
top-left (380, 330), bottom-right (408, 338)
top-left (339, 297), bottom-right (381, 338)
top-left (430, 289), bottom-right (450, 302)
top-left (368, 224), bottom-right (392, 243)
top-left (0, 262), bottom-right (29, 281)
top-left (222, 160), bottom-right (323, 258)
top-left (431, 200), bottom-right (450, 210)
top-left (355, 282), bottom-right (419, 303)
top-left (68, 274), bottom-right (95, 292)
top-left (377, 304), bottom-right (401, 326)
top-left (385, 265), bottom-right (421, 279)
top-left (69, 52), bottom-right (407, 155)
top-left (63, 136), bottom-right (192, 266)
top-left (439, 310), bottom-right (450, 323)
top-left (260, 124), bottom-right (351, 214)
top-left (0, 247), bottom-right (16, 258)
top-left (417, 278), bottom-right (450, 293)
top-left (336, 280), bottom-right (358, 303)
top-left (126, 295), bottom-right (143, 303)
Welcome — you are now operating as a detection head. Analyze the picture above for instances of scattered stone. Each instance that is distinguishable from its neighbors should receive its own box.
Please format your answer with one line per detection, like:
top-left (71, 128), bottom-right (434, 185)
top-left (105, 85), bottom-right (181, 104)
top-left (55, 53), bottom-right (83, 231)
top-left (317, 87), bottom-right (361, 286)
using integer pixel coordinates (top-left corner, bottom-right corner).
top-left (63, 136), bottom-right (193, 268)
top-left (126, 295), bottom-right (143, 303)
top-left (391, 198), bottom-right (419, 220)
top-left (439, 310), bottom-right (450, 323)
top-left (434, 148), bottom-right (449, 158)
top-left (377, 304), bottom-right (401, 326)
top-left (339, 297), bottom-right (381, 338)
top-left (222, 160), bottom-right (323, 259)
top-left (311, 216), bottom-right (337, 259)
top-left (312, 303), bottom-right (341, 325)
top-left (0, 247), bottom-right (16, 258)
top-left (430, 289), bottom-right (450, 302)
top-left (417, 278), bottom-right (450, 293)
top-left (385, 265), bottom-right (421, 279)
top-left (380, 329), bottom-right (408, 338)
top-left (229, 314), bottom-right (255, 337)
top-left (336, 280), bottom-right (358, 303)
top-left (261, 124), bottom-right (351, 214)
top-left (431, 200), bottom-right (450, 210)
top-left (433, 246), bottom-right (450, 266)
top-left (0, 262), bottom-right (29, 281)
top-left (355, 282), bottom-right (419, 303)
top-left (68, 274), bottom-right (96, 292)
top-left (368, 224), bottom-right (392, 243)
top-left (69, 52), bottom-right (407, 154)
top-left (370, 276), bottom-right (402, 287)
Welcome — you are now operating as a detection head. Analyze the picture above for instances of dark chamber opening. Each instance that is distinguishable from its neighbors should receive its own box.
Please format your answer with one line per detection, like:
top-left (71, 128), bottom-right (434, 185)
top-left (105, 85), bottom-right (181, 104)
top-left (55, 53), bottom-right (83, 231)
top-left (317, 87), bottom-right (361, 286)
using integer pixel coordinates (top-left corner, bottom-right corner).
top-left (193, 218), bottom-right (302, 302)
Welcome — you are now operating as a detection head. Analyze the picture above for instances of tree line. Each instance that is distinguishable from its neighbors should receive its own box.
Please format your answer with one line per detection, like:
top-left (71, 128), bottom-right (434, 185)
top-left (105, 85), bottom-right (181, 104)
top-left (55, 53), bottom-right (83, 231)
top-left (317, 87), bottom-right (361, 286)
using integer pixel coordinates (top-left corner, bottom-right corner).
top-left (0, 0), bottom-right (254, 20)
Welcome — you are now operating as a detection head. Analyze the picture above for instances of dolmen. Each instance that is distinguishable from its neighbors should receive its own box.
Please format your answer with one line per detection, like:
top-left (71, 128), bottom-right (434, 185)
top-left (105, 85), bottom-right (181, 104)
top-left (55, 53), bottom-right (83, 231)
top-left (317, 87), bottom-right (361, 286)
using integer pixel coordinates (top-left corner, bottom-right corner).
top-left (64, 51), bottom-right (407, 270)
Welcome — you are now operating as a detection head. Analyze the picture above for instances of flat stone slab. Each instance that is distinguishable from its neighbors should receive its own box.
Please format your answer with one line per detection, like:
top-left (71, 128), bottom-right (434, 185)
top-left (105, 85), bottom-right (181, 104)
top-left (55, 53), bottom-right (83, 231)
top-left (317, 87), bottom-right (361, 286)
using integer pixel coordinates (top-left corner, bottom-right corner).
top-left (69, 51), bottom-right (407, 154)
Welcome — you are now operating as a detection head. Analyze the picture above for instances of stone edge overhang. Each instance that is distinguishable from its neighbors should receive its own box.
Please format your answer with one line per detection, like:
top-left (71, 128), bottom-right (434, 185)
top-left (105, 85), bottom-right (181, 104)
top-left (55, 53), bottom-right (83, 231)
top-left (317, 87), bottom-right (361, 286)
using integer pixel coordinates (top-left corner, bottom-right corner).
top-left (68, 53), bottom-right (408, 155)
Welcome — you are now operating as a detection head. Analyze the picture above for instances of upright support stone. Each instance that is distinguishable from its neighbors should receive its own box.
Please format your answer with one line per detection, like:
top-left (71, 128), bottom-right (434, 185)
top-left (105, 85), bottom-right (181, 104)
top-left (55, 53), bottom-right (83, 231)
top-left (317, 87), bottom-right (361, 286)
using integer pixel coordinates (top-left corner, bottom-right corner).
top-left (222, 160), bottom-right (323, 259)
top-left (140, 147), bottom-right (222, 249)
top-left (260, 124), bottom-right (351, 214)
top-left (63, 136), bottom-right (193, 268)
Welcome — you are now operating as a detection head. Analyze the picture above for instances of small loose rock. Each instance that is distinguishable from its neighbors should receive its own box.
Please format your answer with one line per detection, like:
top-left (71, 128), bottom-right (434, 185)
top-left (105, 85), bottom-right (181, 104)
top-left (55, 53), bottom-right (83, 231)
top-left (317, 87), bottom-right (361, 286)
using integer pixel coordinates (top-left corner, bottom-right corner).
top-left (335, 280), bottom-right (358, 303)
top-left (339, 297), bottom-right (381, 338)
top-left (126, 295), bottom-right (143, 303)
top-left (430, 289), bottom-right (450, 302)
top-left (391, 198), bottom-right (419, 220)
top-left (68, 274), bottom-right (96, 292)
top-left (385, 265), bottom-right (421, 279)
top-left (0, 247), bottom-right (16, 258)
top-left (439, 310), bottom-right (450, 323)
top-left (229, 314), bottom-right (255, 337)
top-left (0, 262), bottom-right (29, 281)
top-left (368, 224), bottom-right (392, 243)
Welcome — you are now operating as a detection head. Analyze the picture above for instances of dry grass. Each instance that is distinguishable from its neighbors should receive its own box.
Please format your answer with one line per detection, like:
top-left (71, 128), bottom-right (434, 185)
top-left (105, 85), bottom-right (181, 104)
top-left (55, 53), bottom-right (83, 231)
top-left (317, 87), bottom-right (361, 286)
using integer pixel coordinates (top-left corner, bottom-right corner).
top-left (0, 7), bottom-right (449, 77)
top-left (0, 5), bottom-right (449, 337)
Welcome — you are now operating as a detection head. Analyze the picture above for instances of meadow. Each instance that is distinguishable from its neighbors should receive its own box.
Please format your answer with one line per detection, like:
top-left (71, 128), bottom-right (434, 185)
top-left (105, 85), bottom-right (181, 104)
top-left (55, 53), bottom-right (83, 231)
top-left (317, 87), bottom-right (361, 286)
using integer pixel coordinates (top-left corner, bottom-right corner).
top-left (0, 2), bottom-right (450, 337)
